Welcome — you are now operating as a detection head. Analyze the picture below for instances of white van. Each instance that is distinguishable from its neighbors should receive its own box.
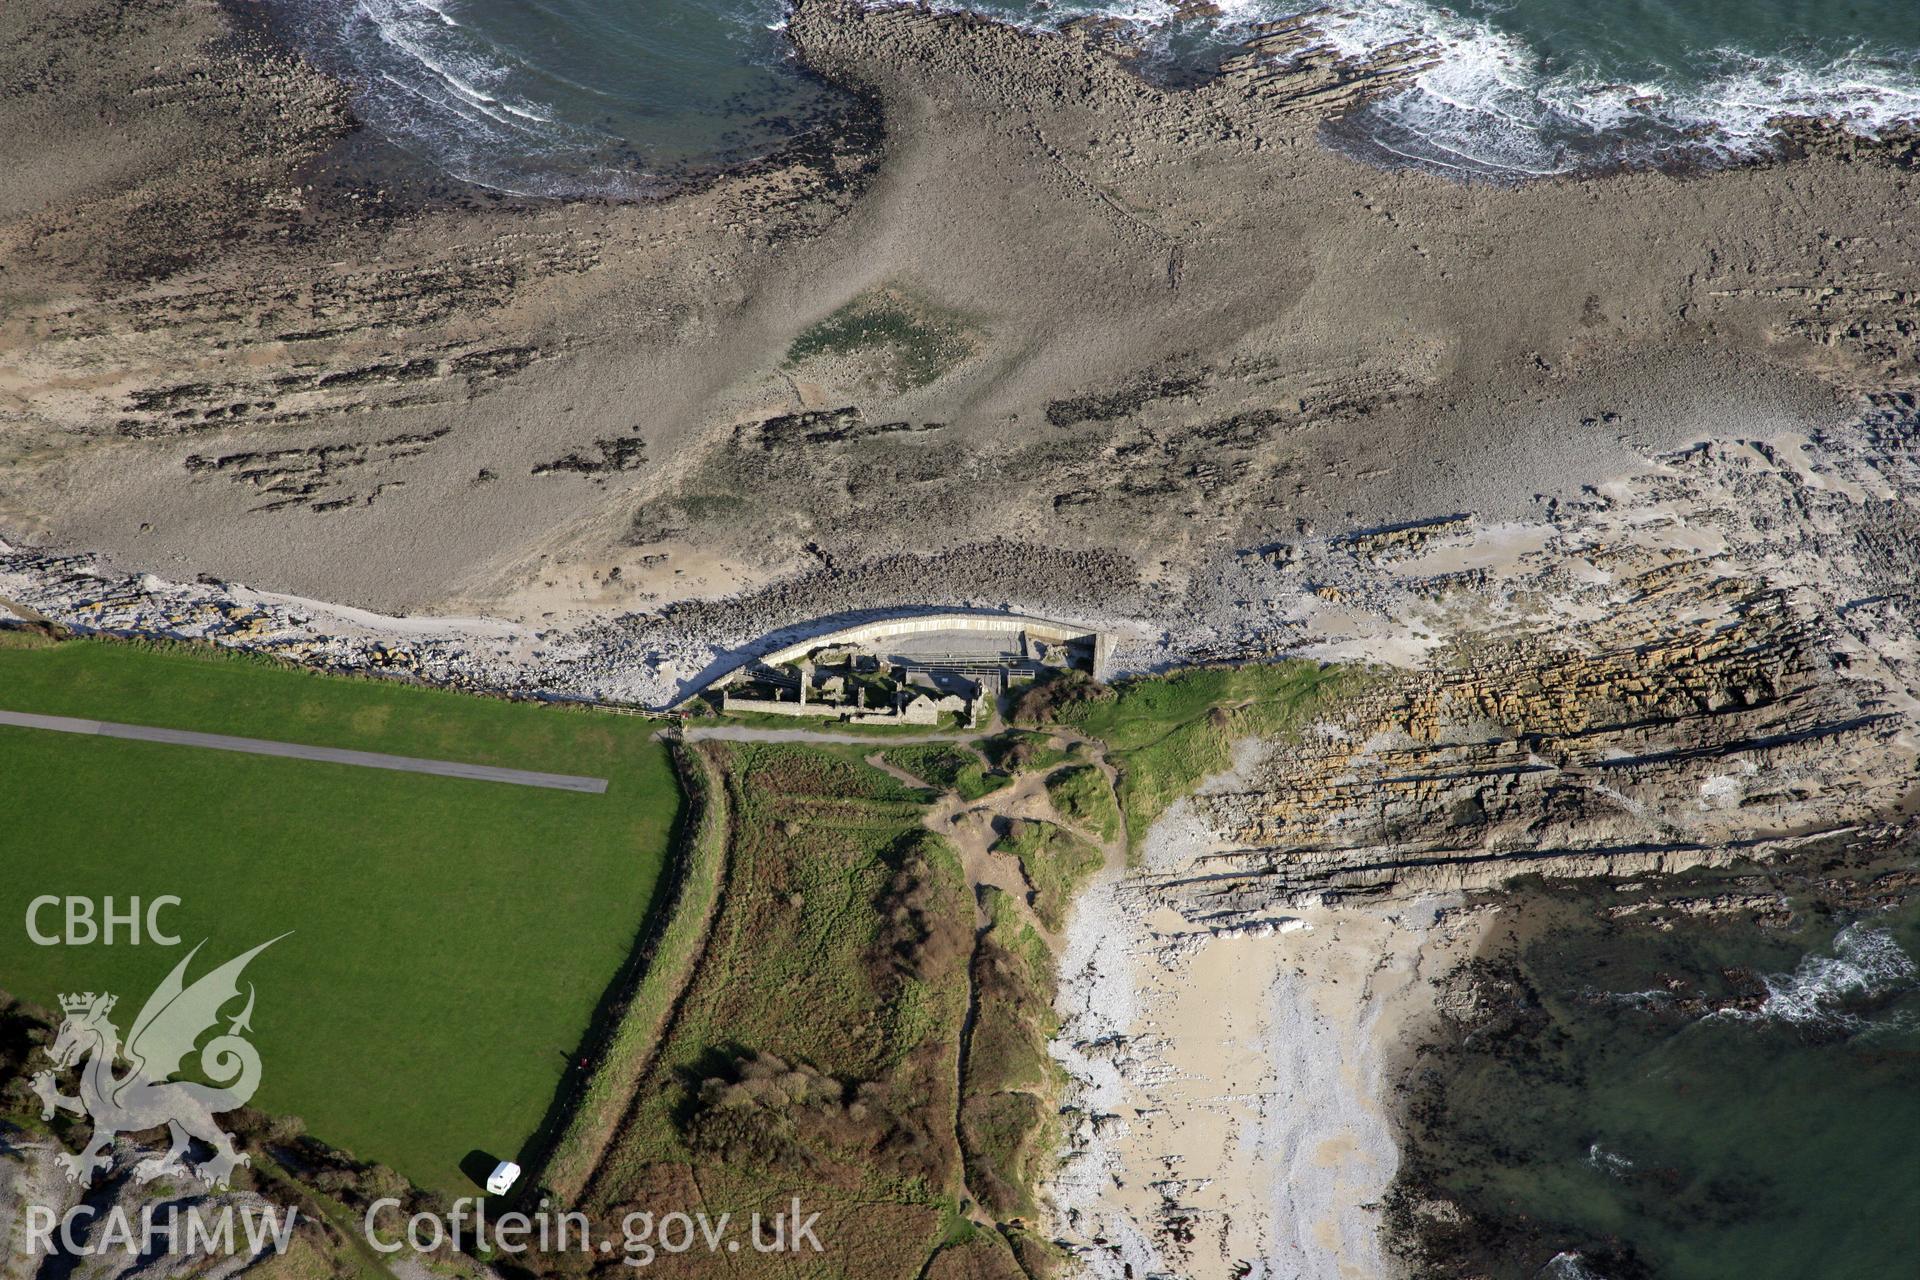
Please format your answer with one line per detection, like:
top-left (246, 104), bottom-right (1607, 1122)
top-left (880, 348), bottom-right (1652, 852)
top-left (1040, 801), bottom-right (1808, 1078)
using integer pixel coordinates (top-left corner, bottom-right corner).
top-left (485, 1160), bottom-right (521, 1195)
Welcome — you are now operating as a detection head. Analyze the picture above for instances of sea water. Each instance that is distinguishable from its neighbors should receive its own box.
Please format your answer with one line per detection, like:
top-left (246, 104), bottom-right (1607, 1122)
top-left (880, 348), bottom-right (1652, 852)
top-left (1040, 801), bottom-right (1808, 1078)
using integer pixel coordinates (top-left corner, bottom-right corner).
top-left (278, 0), bottom-right (843, 197)
top-left (1401, 892), bottom-right (1920, 1278)
top-left (269, 0), bottom-right (1920, 195)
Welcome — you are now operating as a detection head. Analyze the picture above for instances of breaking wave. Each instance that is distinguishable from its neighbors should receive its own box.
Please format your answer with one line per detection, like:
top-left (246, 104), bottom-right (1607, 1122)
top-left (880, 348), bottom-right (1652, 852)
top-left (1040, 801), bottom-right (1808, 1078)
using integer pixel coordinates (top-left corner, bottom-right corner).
top-left (1728, 922), bottom-right (1918, 1029)
top-left (956, 0), bottom-right (1920, 179)
top-left (274, 0), bottom-right (1920, 193)
top-left (928, 0), bottom-right (1920, 179)
top-left (1585, 1142), bottom-right (1634, 1178)
top-left (1296, 0), bottom-right (1920, 178)
top-left (1538, 1252), bottom-right (1608, 1280)
top-left (273, 0), bottom-right (830, 199)
top-left (328, 0), bottom-right (628, 195)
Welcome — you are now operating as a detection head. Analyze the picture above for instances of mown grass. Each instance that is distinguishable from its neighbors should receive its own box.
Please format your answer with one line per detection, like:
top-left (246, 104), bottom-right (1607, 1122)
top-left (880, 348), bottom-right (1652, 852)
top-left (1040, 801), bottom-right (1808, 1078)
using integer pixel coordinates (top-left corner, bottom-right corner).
top-left (786, 285), bottom-right (976, 390)
top-left (1043, 764), bottom-right (1121, 843)
top-left (1038, 661), bottom-right (1359, 845)
top-left (883, 743), bottom-right (1008, 800)
top-left (991, 820), bottom-right (1105, 933)
top-left (0, 634), bottom-right (680, 1194)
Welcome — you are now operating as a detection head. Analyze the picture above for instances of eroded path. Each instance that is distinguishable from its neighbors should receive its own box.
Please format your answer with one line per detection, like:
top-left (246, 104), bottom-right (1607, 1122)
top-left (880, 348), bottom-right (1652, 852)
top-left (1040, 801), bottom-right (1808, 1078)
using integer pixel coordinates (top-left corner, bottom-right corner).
top-left (697, 712), bottom-right (1127, 1257)
top-left (868, 726), bottom-right (1129, 1251)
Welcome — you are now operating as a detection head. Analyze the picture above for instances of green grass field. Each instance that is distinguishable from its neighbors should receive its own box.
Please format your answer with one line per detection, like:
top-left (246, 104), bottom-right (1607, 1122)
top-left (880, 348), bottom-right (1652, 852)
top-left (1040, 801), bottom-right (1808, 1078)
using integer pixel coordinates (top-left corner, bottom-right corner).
top-left (0, 633), bottom-right (681, 1193)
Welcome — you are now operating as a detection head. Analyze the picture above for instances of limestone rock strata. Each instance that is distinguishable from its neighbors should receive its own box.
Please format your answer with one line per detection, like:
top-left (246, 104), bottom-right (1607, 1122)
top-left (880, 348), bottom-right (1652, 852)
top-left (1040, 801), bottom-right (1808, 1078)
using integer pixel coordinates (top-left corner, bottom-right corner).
top-left (7, 0), bottom-right (1920, 618)
top-left (1152, 567), bottom-right (1917, 916)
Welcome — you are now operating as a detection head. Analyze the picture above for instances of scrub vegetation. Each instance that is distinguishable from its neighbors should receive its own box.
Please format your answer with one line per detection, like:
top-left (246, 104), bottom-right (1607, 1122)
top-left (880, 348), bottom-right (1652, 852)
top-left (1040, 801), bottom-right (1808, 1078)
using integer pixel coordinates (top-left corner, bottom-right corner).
top-left (1041, 764), bottom-right (1122, 843)
top-left (959, 889), bottom-right (1063, 1226)
top-left (883, 742), bottom-right (1009, 799)
top-left (577, 741), bottom-right (983, 1278)
top-left (991, 819), bottom-right (1105, 932)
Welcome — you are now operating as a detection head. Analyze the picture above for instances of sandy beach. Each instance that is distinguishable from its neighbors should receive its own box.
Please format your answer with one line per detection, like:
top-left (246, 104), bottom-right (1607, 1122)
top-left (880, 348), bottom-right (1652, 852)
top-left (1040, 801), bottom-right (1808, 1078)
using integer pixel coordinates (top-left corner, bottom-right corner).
top-left (1049, 763), bottom-right (1498, 1279)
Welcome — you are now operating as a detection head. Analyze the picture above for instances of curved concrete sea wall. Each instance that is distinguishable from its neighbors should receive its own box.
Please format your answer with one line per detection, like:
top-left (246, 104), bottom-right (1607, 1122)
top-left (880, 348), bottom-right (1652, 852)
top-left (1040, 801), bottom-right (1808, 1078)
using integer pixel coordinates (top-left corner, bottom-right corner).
top-left (729, 610), bottom-right (1110, 681)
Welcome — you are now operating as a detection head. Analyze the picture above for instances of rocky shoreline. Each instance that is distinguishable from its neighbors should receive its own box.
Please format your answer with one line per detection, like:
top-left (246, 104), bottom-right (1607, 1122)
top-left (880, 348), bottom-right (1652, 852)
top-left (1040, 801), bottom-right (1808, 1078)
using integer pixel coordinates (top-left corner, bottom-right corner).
top-left (7, 0), bottom-right (1920, 626)
top-left (1381, 848), bottom-right (1920, 1279)
top-left (9, 388), bottom-right (1919, 719)
top-left (6, 1), bottom-right (1920, 1275)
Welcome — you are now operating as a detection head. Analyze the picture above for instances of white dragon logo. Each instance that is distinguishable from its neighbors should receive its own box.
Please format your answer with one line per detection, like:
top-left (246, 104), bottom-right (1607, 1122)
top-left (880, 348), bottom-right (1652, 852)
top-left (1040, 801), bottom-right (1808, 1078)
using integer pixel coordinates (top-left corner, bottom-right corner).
top-left (30, 937), bottom-right (285, 1190)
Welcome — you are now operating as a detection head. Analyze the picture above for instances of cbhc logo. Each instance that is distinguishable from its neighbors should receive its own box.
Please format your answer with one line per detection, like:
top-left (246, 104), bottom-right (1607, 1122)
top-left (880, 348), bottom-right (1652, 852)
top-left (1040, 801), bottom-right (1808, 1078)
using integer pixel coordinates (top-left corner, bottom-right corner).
top-left (25, 896), bottom-right (182, 945)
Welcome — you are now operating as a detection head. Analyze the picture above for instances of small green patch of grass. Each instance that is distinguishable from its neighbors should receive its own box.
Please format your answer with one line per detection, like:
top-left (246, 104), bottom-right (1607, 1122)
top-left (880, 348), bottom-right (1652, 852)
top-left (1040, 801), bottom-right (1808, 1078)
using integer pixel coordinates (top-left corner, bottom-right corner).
top-left (786, 286), bottom-right (976, 390)
top-left (979, 729), bottom-right (1076, 774)
top-left (1042, 764), bottom-right (1121, 843)
top-left (934, 1200), bottom-right (982, 1249)
top-left (883, 743), bottom-right (1008, 800)
top-left (0, 625), bottom-right (57, 650)
top-left (991, 820), bottom-right (1104, 932)
top-left (1031, 661), bottom-right (1361, 845)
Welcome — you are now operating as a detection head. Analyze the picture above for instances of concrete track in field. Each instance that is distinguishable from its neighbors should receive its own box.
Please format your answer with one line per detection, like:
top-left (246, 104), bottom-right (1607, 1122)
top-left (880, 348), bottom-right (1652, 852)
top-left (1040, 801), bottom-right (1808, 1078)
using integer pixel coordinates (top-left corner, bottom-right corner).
top-left (0, 709), bottom-right (608, 792)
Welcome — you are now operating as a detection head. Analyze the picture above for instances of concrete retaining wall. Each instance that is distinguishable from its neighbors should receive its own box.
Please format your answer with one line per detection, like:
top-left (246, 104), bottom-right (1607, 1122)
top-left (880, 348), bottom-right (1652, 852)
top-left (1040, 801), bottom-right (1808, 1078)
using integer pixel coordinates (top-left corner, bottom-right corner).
top-left (721, 696), bottom-right (842, 719)
top-left (756, 612), bottom-right (1106, 672)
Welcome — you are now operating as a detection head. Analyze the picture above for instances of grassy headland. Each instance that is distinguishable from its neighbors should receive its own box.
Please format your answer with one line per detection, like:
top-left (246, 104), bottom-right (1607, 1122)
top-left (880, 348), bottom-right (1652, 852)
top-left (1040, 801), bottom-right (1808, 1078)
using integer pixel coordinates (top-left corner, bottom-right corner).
top-left (1016, 661), bottom-right (1359, 845)
top-left (0, 632), bottom-right (681, 1192)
